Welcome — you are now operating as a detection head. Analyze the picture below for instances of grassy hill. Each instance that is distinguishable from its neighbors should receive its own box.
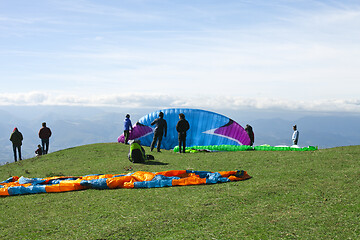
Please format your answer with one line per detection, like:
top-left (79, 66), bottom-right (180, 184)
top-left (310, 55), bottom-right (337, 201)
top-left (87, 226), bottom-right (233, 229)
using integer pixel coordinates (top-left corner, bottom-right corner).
top-left (1, 143), bottom-right (359, 239)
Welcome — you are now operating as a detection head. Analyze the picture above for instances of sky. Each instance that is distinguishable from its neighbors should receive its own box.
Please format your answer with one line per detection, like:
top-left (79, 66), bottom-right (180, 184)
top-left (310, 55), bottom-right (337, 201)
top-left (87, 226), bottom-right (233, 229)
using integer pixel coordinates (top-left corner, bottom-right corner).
top-left (1, 0), bottom-right (360, 113)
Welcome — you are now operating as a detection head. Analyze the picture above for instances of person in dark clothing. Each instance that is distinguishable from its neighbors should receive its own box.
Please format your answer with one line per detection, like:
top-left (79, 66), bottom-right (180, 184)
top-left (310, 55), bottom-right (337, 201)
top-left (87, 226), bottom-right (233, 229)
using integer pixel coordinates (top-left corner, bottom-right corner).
top-left (123, 114), bottom-right (133, 144)
top-left (38, 122), bottom-right (52, 154)
top-left (176, 113), bottom-right (190, 153)
top-left (244, 124), bottom-right (255, 146)
top-left (35, 144), bottom-right (43, 157)
top-left (150, 112), bottom-right (167, 152)
top-left (10, 127), bottom-right (23, 162)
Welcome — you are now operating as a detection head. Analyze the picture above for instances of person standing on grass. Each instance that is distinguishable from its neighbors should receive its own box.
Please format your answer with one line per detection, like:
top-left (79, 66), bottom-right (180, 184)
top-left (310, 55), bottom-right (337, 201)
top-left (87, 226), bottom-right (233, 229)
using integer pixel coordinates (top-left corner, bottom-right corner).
top-left (123, 114), bottom-right (133, 144)
top-left (150, 112), bottom-right (167, 152)
top-left (292, 125), bottom-right (299, 145)
top-left (39, 122), bottom-right (52, 154)
top-left (244, 124), bottom-right (255, 146)
top-left (176, 113), bottom-right (190, 153)
top-left (10, 127), bottom-right (23, 162)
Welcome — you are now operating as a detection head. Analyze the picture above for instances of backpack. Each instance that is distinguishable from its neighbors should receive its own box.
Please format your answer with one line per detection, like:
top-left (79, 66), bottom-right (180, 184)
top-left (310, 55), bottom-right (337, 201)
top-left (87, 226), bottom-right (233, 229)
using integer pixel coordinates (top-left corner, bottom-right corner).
top-left (128, 141), bottom-right (154, 163)
top-left (128, 142), bottom-right (146, 163)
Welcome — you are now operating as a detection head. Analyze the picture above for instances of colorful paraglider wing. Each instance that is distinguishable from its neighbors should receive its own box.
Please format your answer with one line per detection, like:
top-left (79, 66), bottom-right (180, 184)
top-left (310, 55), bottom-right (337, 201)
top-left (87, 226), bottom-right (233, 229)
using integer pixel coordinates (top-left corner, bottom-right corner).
top-left (0, 170), bottom-right (251, 196)
top-left (203, 119), bottom-right (251, 145)
top-left (118, 122), bottom-right (153, 143)
top-left (118, 108), bottom-right (251, 150)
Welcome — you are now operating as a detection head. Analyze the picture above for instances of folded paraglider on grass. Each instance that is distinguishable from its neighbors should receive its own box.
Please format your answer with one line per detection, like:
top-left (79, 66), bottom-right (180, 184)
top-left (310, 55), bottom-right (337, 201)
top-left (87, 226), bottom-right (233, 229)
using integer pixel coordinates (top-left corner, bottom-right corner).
top-left (0, 170), bottom-right (251, 197)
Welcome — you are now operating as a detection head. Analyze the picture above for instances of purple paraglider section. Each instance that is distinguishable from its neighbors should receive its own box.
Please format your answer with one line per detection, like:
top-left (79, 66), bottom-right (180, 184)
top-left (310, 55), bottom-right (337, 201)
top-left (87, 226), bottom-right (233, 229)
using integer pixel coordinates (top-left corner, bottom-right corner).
top-left (212, 120), bottom-right (251, 146)
top-left (118, 122), bottom-right (153, 143)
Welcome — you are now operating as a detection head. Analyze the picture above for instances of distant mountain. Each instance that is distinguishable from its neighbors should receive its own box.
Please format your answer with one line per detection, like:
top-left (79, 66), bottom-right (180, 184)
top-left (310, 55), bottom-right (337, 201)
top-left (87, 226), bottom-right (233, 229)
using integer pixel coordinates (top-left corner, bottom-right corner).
top-left (1, 106), bottom-right (359, 164)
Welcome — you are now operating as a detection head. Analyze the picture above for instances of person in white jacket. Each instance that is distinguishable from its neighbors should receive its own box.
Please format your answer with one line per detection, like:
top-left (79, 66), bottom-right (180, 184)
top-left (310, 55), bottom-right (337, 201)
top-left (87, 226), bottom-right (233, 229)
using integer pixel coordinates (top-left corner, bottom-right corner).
top-left (292, 125), bottom-right (299, 145)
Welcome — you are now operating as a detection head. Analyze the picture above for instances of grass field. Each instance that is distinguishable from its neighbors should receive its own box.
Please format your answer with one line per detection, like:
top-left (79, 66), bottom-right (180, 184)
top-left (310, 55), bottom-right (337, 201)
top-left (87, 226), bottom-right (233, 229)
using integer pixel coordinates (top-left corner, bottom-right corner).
top-left (1, 143), bottom-right (359, 239)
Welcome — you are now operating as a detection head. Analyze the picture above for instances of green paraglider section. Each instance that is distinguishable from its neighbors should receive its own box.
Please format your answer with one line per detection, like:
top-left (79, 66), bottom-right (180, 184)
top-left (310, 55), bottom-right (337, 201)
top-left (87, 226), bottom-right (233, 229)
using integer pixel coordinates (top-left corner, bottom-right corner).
top-left (173, 145), bottom-right (318, 152)
top-left (253, 145), bottom-right (318, 151)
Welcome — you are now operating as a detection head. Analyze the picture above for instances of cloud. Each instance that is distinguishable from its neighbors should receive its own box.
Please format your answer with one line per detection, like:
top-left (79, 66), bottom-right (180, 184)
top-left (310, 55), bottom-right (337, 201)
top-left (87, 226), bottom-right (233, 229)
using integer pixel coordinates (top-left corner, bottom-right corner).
top-left (1, 92), bottom-right (359, 113)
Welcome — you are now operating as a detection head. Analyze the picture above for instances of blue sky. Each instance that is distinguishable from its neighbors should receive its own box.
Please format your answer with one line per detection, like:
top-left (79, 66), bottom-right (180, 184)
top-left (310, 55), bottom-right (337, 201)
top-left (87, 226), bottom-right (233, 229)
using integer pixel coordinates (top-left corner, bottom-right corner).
top-left (1, 0), bottom-right (360, 112)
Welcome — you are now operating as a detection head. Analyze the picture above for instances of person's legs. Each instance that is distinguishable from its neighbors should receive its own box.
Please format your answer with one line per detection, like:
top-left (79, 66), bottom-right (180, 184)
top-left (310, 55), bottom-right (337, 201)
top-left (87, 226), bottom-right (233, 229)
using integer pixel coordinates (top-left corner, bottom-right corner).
top-left (45, 139), bottom-right (49, 154)
top-left (124, 130), bottom-right (130, 144)
top-left (41, 139), bottom-right (46, 154)
top-left (156, 135), bottom-right (163, 152)
top-left (150, 135), bottom-right (158, 151)
top-left (182, 137), bottom-right (186, 153)
top-left (12, 145), bottom-right (17, 162)
top-left (178, 135), bottom-right (186, 153)
top-left (178, 134), bottom-right (182, 153)
top-left (18, 146), bottom-right (22, 160)
top-left (42, 139), bottom-right (49, 154)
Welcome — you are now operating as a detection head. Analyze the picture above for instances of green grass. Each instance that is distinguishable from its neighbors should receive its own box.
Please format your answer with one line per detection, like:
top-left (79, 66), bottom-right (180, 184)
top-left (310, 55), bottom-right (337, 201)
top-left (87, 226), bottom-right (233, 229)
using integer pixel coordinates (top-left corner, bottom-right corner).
top-left (1, 143), bottom-right (359, 239)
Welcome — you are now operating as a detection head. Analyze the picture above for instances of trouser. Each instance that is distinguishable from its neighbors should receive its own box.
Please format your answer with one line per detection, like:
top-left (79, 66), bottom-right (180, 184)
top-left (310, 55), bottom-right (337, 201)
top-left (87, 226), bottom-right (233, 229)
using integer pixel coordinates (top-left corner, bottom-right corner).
top-left (13, 145), bottom-right (22, 162)
top-left (150, 133), bottom-right (163, 152)
top-left (178, 133), bottom-right (186, 153)
top-left (124, 130), bottom-right (130, 144)
top-left (41, 138), bottom-right (50, 154)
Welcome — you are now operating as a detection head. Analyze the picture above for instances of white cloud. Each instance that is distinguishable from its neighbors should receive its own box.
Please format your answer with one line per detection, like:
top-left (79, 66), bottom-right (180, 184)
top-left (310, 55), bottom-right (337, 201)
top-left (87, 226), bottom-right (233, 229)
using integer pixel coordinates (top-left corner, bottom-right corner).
top-left (0, 92), bottom-right (359, 113)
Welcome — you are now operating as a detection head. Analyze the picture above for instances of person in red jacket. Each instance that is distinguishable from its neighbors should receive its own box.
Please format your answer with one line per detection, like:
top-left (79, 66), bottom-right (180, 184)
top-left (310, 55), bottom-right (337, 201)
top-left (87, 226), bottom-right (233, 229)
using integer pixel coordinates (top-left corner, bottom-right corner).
top-left (38, 122), bottom-right (52, 154)
top-left (35, 144), bottom-right (43, 157)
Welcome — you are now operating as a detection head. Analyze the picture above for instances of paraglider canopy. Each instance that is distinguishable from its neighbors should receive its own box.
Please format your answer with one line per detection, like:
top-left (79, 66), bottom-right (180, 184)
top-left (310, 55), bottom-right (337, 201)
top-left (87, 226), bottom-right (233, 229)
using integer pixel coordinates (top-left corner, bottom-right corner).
top-left (118, 108), bottom-right (251, 150)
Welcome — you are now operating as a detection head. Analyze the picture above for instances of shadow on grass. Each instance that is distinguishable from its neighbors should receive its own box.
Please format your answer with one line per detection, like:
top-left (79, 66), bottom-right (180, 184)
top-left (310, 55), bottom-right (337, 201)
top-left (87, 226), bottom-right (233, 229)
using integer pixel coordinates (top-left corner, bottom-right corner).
top-left (143, 161), bottom-right (169, 165)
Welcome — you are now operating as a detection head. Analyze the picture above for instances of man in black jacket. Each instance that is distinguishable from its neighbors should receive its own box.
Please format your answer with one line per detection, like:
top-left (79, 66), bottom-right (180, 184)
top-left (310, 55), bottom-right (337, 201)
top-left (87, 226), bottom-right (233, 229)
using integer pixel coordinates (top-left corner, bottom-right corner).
top-left (176, 113), bottom-right (190, 153)
top-left (150, 112), bottom-right (167, 152)
top-left (10, 128), bottom-right (23, 162)
top-left (38, 122), bottom-right (52, 154)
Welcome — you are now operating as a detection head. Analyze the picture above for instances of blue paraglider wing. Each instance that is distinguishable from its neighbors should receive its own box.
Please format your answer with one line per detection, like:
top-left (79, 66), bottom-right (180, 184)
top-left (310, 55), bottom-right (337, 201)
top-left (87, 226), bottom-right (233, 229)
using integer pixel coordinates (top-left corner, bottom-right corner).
top-left (118, 108), bottom-right (251, 150)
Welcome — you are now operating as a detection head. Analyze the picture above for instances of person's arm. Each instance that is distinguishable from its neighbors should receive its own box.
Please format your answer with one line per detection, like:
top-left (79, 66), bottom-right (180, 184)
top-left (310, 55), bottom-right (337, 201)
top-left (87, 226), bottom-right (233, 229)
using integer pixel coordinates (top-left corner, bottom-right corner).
top-left (176, 121), bottom-right (180, 132)
top-left (164, 121), bottom-right (167, 137)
